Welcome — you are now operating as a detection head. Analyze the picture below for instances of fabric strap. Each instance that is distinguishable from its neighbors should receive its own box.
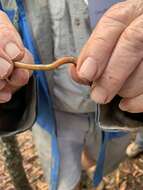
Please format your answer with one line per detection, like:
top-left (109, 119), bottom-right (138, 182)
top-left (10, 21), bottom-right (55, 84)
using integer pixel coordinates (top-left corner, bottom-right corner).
top-left (88, 0), bottom-right (128, 187)
top-left (13, 1), bottom-right (59, 189)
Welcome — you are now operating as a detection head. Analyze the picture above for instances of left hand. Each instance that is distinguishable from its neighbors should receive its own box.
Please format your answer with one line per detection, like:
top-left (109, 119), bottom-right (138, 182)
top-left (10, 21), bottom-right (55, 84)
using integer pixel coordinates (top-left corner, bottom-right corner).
top-left (0, 11), bottom-right (34, 103)
top-left (70, 0), bottom-right (143, 113)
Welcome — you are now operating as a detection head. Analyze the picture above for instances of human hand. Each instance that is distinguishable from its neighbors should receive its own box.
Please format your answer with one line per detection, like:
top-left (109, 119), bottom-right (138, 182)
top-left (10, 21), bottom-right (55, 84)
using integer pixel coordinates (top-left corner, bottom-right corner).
top-left (71, 0), bottom-right (143, 113)
top-left (0, 11), bottom-right (34, 103)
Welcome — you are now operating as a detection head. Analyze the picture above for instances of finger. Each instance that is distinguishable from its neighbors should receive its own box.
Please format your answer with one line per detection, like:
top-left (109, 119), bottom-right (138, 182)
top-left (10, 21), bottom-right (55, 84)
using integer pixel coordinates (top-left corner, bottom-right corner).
top-left (0, 12), bottom-right (25, 79)
top-left (20, 48), bottom-right (33, 77)
top-left (7, 68), bottom-right (30, 87)
top-left (119, 61), bottom-right (143, 98)
top-left (91, 14), bottom-right (143, 104)
top-left (8, 48), bottom-right (33, 89)
top-left (77, 1), bottom-right (140, 82)
top-left (0, 13), bottom-right (24, 60)
top-left (69, 64), bottom-right (90, 85)
top-left (0, 11), bottom-right (24, 59)
top-left (0, 80), bottom-right (6, 90)
top-left (0, 90), bottom-right (11, 103)
top-left (0, 57), bottom-right (13, 79)
top-left (119, 95), bottom-right (143, 113)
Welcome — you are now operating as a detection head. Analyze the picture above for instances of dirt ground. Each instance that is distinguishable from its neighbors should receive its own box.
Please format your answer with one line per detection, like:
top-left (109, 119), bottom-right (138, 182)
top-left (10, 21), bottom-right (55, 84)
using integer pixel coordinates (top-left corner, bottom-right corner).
top-left (0, 130), bottom-right (143, 190)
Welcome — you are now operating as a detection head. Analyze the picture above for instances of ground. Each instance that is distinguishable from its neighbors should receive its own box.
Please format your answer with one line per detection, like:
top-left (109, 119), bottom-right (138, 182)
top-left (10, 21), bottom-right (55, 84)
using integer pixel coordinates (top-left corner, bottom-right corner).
top-left (0, 130), bottom-right (143, 190)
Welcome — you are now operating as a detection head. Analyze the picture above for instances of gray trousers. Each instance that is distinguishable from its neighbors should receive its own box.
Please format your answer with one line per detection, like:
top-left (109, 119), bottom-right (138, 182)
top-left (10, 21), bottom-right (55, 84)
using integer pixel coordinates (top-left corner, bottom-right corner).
top-left (32, 110), bottom-right (131, 190)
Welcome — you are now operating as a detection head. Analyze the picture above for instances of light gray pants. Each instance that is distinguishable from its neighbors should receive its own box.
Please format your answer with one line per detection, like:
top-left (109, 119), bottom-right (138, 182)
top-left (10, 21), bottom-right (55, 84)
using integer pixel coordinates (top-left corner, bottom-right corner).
top-left (32, 111), bottom-right (98, 190)
top-left (32, 110), bottom-right (131, 190)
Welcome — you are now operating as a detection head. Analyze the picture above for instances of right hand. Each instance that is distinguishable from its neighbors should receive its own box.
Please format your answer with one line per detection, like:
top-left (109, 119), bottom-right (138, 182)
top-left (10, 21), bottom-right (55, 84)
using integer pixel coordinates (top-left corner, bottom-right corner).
top-left (71, 0), bottom-right (143, 113)
top-left (0, 11), bottom-right (34, 103)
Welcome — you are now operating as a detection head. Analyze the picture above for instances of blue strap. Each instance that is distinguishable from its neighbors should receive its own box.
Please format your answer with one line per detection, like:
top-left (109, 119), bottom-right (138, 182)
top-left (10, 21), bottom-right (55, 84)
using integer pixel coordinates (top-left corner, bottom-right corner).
top-left (0, 3), bottom-right (15, 22)
top-left (2, 1), bottom-right (59, 189)
top-left (16, 0), bottom-right (40, 64)
top-left (5, 10), bottom-right (16, 22)
top-left (93, 131), bottom-right (127, 187)
top-left (88, 0), bottom-right (128, 187)
top-left (93, 131), bottom-right (106, 187)
top-left (15, 1), bottom-right (60, 189)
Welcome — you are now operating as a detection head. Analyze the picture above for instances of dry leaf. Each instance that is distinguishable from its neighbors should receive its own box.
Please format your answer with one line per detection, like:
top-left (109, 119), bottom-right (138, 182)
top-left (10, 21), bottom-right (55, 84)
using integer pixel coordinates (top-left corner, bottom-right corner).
top-left (119, 181), bottom-right (127, 190)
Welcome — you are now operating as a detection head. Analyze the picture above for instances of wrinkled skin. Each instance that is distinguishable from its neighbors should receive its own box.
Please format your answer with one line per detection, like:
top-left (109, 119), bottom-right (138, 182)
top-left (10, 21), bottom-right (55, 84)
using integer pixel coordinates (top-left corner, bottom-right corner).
top-left (0, 1), bottom-right (143, 114)
top-left (71, 0), bottom-right (143, 113)
top-left (0, 11), bottom-right (33, 103)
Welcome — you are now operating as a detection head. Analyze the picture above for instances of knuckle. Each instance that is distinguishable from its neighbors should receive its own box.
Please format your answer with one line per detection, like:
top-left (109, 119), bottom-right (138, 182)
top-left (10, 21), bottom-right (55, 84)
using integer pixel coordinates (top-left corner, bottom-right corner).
top-left (25, 48), bottom-right (34, 63)
top-left (132, 0), bottom-right (143, 17)
top-left (93, 34), bottom-right (111, 49)
top-left (0, 26), bottom-right (15, 39)
top-left (105, 2), bottom-right (132, 25)
top-left (125, 26), bottom-right (143, 40)
top-left (108, 76), bottom-right (121, 86)
top-left (103, 72), bottom-right (123, 87)
top-left (122, 25), bottom-right (143, 51)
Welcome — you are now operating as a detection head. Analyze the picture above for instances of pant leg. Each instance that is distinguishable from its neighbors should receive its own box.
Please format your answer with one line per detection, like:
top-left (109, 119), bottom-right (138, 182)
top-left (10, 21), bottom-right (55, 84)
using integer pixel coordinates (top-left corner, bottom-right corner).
top-left (55, 110), bottom-right (90, 190)
top-left (32, 111), bottom-right (91, 190)
top-left (32, 123), bottom-right (52, 187)
top-left (86, 116), bottom-right (131, 176)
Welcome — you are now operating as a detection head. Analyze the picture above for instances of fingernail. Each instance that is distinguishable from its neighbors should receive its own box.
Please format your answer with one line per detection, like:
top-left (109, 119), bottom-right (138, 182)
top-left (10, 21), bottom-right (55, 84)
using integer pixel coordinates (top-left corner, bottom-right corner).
top-left (119, 101), bottom-right (129, 111)
top-left (5, 42), bottom-right (21, 60)
top-left (0, 58), bottom-right (11, 79)
top-left (0, 91), bottom-right (11, 102)
top-left (91, 86), bottom-right (108, 104)
top-left (78, 57), bottom-right (97, 81)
